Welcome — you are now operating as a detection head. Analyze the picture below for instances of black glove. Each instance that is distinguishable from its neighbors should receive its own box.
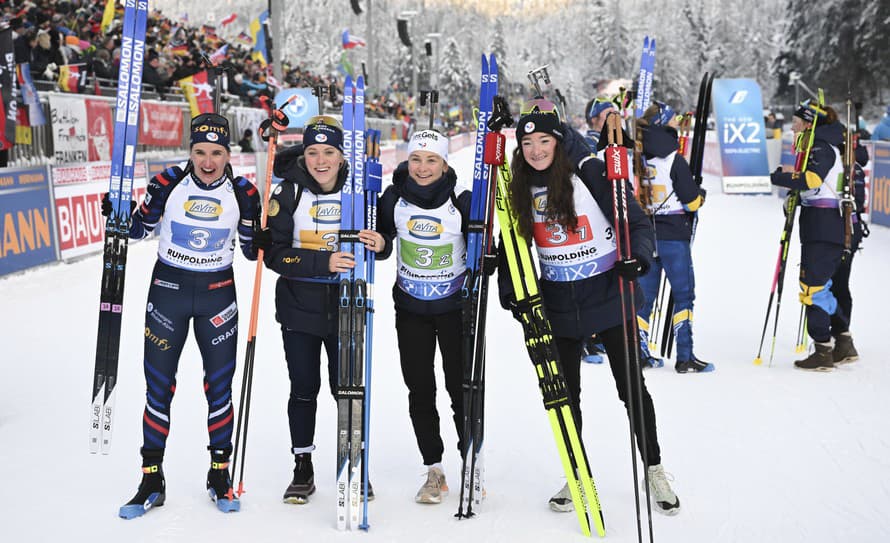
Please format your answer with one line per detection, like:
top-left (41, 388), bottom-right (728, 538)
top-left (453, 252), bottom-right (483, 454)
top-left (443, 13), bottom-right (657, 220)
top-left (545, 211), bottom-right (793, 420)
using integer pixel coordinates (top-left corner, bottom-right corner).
top-left (508, 298), bottom-right (526, 323)
top-left (698, 187), bottom-right (707, 204)
top-left (482, 247), bottom-right (499, 277)
top-left (259, 109), bottom-right (289, 141)
top-left (252, 226), bottom-right (274, 252)
top-left (101, 192), bottom-right (137, 217)
top-left (614, 256), bottom-right (647, 280)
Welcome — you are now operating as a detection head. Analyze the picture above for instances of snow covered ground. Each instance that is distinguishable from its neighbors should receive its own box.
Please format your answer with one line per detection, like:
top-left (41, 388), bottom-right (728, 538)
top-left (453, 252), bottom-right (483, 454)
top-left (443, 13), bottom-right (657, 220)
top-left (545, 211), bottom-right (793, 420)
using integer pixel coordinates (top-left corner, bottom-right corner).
top-left (2, 143), bottom-right (889, 543)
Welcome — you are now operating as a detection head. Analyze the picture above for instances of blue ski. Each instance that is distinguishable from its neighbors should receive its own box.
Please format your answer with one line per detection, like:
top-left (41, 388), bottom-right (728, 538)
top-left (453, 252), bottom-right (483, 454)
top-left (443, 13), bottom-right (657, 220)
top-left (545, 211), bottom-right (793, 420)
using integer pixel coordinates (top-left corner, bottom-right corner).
top-left (91, 0), bottom-right (148, 455)
top-left (457, 53), bottom-right (498, 519)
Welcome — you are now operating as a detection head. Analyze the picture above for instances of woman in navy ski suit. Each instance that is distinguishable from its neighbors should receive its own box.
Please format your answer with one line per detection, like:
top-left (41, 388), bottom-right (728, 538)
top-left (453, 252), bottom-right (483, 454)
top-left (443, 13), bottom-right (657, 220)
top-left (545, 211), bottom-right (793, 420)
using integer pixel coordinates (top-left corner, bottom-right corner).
top-left (254, 114), bottom-right (389, 503)
top-left (377, 129), bottom-right (472, 504)
top-left (118, 113), bottom-right (260, 518)
top-left (497, 100), bottom-right (680, 516)
top-left (635, 101), bottom-right (712, 373)
top-left (771, 102), bottom-right (856, 371)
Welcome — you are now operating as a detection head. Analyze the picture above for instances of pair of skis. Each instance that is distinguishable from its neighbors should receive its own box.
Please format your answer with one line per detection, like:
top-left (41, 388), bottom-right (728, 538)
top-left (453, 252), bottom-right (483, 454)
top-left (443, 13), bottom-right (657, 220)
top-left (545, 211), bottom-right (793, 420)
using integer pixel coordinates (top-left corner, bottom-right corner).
top-left (337, 75), bottom-right (381, 530)
top-left (456, 53), bottom-right (498, 520)
top-left (490, 95), bottom-right (605, 538)
top-left (89, 0), bottom-right (148, 455)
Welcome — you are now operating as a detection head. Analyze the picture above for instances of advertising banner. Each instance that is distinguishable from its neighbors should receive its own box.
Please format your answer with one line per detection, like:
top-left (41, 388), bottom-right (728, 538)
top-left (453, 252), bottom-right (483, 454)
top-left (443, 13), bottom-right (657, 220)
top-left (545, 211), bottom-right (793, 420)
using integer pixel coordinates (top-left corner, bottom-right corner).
top-left (869, 142), bottom-right (890, 227)
top-left (0, 166), bottom-right (57, 276)
top-left (52, 161), bottom-right (149, 260)
top-left (49, 94), bottom-right (90, 163)
top-left (140, 102), bottom-right (184, 147)
top-left (85, 98), bottom-right (114, 162)
top-left (711, 79), bottom-right (771, 194)
top-left (274, 88), bottom-right (318, 128)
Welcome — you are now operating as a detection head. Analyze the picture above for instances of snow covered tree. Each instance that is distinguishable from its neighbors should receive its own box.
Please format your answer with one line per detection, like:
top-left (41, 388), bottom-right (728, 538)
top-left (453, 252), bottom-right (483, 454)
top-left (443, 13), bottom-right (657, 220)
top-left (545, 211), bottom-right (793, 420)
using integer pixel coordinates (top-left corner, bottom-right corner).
top-left (438, 37), bottom-right (474, 106)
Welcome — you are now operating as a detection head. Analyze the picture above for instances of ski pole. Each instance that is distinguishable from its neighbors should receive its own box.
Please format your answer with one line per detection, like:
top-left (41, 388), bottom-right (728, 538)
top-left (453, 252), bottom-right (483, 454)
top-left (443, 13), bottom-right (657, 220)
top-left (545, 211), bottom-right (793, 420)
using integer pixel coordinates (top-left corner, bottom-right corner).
top-left (229, 95), bottom-right (297, 498)
top-left (604, 112), bottom-right (654, 543)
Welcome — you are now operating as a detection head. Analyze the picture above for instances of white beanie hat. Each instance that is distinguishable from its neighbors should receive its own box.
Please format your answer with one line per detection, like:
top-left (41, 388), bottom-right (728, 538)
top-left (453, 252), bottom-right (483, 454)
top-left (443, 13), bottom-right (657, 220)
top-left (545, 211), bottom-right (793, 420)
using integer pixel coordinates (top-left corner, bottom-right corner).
top-left (408, 129), bottom-right (449, 162)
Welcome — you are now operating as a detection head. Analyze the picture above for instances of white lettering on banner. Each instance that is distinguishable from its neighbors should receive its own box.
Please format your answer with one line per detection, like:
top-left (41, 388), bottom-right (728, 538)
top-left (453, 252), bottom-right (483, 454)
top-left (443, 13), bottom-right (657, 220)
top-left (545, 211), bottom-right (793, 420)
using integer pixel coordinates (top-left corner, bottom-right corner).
top-left (723, 122), bottom-right (761, 145)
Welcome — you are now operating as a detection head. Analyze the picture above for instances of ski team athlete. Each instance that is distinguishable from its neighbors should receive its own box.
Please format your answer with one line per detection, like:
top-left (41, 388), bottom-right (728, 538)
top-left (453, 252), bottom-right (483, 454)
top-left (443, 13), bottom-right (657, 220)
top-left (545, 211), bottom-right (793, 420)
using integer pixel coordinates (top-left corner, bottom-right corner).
top-left (829, 137), bottom-right (869, 362)
top-left (770, 101), bottom-right (856, 371)
top-left (635, 101), bottom-right (713, 373)
top-left (497, 101), bottom-right (680, 515)
top-left (117, 114), bottom-right (261, 518)
top-left (252, 113), bottom-right (388, 504)
top-left (377, 129), bottom-right (471, 504)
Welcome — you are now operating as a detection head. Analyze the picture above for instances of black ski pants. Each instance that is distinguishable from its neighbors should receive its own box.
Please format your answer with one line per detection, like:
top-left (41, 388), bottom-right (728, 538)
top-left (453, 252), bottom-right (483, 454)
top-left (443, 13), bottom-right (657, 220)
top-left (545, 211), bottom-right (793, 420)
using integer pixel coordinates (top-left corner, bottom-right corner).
top-left (556, 323), bottom-right (662, 467)
top-left (395, 308), bottom-right (465, 466)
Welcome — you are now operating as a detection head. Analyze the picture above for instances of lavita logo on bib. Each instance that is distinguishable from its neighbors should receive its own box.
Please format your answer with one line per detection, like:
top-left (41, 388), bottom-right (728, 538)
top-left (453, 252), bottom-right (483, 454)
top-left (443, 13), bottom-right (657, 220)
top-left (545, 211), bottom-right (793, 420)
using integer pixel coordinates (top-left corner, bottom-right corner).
top-left (183, 197), bottom-right (223, 221)
top-left (532, 190), bottom-right (548, 217)
top-left (407, 215), bottom-right (444, 240)
top-left (309, 199), bottom-right (341, 224)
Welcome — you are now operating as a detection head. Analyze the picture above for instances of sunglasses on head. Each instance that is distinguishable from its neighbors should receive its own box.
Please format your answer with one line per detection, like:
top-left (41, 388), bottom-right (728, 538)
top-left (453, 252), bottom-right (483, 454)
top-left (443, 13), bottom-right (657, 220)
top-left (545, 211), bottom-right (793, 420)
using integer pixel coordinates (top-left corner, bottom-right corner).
top-left (521, 98), bottom-right (558, 117)
top-left (305, 115), bottom-right (343, 130)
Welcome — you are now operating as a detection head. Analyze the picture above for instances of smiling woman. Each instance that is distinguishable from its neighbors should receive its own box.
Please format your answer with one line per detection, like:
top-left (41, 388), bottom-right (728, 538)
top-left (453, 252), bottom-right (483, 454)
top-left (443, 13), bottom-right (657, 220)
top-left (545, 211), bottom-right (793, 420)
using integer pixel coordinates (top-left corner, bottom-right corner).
top-left (251, 112), bottom-right (390, 504)
top-left (112, 112), bottom-right (262, 519)
top-left (376, 128), bottom-right (474, 504)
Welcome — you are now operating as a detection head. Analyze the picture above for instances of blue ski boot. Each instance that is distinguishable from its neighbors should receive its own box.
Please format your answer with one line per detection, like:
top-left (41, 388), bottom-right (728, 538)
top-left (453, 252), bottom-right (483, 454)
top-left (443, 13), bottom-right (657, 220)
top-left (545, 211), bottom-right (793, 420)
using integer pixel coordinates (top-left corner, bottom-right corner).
top-left (119, 449), bottom-right (166, 519)
top-left (207, 446), bottom-right (240, 513)
top-left (581, 336), bottom-right (606, 364)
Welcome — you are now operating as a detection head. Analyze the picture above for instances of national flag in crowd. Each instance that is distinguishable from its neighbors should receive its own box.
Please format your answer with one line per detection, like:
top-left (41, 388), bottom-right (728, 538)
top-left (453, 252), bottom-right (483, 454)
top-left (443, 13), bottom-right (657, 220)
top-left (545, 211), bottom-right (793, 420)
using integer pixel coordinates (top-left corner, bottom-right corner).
top-left (338, 51), bottom-right (355, 78)
top-left (178, 71), bottom-right (215, 117)
top-left (249, 10), bottom-right (269, 66)
top-left (167, 43), bottom-right (189, 56)
top-left (58, 64), bottom-right (84, 93)
top-left (236, 31), bottom-right (253, 45)
top-left (16, 63), bottom-right (46, 126)
top-left (101, 0), bottom-right (115, 34)
top-left (201, 24), bottom-right (217, 37)
top-left (342, 29), bottom-right (366, 49)
top-left (220, 13), bottom-right (237, 27)
top-left (209, 44), bottom-right (228, 66)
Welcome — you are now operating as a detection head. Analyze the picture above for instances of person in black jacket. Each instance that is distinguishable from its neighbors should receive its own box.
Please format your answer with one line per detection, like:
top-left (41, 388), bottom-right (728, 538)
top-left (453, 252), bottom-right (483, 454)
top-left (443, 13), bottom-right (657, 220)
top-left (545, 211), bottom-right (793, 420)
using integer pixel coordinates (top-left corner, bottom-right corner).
top-left (254, 114), bottom-right (389, 504)
top-left (771, 101), bottom-right (853, 371)
top-left (635, 101), bottom-right (712, 373)
top-left (377, 129), bottom-right (470, 505)
top-left (498, 100), bottom-right (680, 516)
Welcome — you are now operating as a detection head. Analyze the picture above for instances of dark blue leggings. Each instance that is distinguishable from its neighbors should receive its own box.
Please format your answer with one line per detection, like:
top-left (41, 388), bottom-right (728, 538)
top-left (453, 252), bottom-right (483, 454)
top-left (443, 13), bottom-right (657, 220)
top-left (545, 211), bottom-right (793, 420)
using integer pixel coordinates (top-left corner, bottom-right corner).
top-left (141, 261), bottom-right (238, 451)
top-left (281, 328), bottom-right (339, 451)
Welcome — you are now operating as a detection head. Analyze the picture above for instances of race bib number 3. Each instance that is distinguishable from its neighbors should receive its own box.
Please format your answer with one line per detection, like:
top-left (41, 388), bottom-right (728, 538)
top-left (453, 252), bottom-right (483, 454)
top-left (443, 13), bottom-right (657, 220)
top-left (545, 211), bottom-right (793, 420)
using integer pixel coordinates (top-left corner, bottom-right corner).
top-left (533, 215), bottom-right (597, 248)
top-left (400, 238), bottom-right (454, 270)
top-left (299, 230), bottom-right (339, 252)
top-left (170, 222), bottom-right (231, 253)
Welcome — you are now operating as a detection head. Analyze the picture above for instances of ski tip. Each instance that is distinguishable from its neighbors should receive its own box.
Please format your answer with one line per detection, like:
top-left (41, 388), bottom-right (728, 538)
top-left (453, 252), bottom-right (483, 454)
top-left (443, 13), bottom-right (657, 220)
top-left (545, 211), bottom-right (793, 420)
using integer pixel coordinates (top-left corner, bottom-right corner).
top-left (214, 497), bottom-right (241, 513)
top-left (118, 492), bottom-right (164, 519)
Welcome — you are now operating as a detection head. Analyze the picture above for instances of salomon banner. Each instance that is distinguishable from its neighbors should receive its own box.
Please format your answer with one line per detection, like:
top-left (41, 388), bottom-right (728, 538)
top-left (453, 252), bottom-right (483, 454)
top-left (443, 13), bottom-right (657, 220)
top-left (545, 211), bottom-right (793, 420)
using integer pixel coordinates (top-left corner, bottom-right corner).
top-left (0, 166), bottom-right (57, 277)
top-left (711, 78), bottom-right (771, 194)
